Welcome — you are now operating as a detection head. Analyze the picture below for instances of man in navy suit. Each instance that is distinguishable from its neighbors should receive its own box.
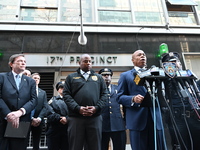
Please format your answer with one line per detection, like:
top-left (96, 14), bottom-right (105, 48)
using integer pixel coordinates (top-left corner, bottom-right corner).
top-left (99, 68), bottom-right (126, 150)
top-left (0, 54), bottom-right (37, 150)
top-left (30, 73), bottom-right (48, 150)
top-left (117, 50), bottom-right (164, 150)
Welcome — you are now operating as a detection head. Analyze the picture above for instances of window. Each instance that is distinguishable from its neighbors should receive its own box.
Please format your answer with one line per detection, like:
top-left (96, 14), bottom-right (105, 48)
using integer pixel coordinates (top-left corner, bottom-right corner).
top-left (60, 0), bottom-right (93, 23)
top-left (0, 0), bottom-right (19, 21)
top-left (183, 53), bottom-right (200, 79)
top-left (98, 0), bottom-right (132, 23)
top-left (19, 0), bottom-right (58, 22)
top-left (166, 0), bottom-right (198, 25)
top-left (193, 0), bottom-right (200, 20)
top-left (131, 0), bottom-right (165, 25)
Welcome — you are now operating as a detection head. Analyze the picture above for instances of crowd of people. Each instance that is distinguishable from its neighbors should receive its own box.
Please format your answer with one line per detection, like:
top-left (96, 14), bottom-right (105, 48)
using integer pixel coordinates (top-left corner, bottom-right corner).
top-left (0, 52), bottom-right (200, 150)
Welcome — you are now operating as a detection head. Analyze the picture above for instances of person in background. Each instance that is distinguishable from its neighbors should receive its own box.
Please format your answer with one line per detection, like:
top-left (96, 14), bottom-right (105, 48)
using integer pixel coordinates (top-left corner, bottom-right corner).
top-left (117, 50), bottom-right (164, 150)
top-left (99, 68), bottom-right (126, 150)
top-left (63, 54), bottom-right (108, 150)
top-left (0, 54), bottom-right (37, 150)
top-left (22, 69), bottom-right (31, 77)
top-left (46, 81), bottom-right (69, 150)
top-left (161, 52), bottom-right (200, 150)
top-left (30, 73), bottom-right (48, 150)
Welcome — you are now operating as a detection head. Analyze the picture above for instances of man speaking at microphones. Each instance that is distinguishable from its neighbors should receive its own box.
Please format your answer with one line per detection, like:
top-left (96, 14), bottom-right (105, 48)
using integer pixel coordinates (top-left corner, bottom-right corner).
top-left (117, 50), bottom-right (164, 150)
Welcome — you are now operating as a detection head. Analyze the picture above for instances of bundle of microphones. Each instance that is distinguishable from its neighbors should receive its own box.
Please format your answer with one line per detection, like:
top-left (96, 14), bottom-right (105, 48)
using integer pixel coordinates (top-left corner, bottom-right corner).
top-left (134, 65), bottom-right (200, 119)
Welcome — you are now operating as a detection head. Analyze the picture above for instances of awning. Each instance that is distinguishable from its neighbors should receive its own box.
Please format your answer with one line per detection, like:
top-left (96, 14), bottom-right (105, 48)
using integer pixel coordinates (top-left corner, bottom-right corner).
top-left (167, 0), bottom-right (198, 6)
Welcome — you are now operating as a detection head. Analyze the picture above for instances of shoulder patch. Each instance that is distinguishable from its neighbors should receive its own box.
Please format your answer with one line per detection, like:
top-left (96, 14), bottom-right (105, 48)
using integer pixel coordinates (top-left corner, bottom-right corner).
top-left (48, 99), bottom-right (53, 104)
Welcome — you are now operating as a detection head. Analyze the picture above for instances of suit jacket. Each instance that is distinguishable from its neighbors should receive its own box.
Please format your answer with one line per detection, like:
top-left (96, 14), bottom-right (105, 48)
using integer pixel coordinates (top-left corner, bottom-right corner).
top-left (117, 69), bottom-right (162, 131)
top-left (0, 71), bottom-right (37, 121)
top-left (32, 88), bottom-right (48, 120)
top-left (101, 84), bottom-right (125, 132)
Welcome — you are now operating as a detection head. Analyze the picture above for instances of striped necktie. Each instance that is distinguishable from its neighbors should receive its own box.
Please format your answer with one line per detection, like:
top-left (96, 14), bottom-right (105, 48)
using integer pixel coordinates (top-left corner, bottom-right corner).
top-left (138, 68), bottom-right (145, 73)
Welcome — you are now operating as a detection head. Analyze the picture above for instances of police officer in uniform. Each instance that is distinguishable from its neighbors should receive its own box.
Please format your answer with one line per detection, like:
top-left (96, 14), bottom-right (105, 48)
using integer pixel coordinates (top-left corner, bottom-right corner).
top-left (99, 68), bottom-right (126, 150)
top-left (161, 52), bottom-right (200, 150)
top-left (46, 81), bottom-right (69, 150)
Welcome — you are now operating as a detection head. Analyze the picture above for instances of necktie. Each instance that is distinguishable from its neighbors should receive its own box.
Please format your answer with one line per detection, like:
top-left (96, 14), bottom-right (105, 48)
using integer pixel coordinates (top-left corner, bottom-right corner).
top-left (138, 68), bottom-right (145, 73)
top-left (15, 74), bottom-right (21, 89)
top-left (107, 87), bottom-right (110, 96)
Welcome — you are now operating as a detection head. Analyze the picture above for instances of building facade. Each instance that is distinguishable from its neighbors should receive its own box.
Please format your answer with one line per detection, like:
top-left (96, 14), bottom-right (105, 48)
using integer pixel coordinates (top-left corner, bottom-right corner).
top-left (1, 0), bottom-right (200, 148)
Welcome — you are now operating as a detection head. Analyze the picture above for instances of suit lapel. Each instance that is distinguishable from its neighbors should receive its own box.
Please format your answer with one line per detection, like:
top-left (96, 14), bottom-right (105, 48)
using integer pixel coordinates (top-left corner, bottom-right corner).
top-left (7, 72), bottom-right (18, 90)
top-left (18, 75), bottom-right (29, 90)
top-left (38, 88), bottom-right (41, 98)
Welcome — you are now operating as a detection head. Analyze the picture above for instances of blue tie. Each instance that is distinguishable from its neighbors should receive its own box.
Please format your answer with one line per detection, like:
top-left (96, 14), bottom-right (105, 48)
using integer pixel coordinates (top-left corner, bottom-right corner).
top-left (15, 74), bottom-right (21, 89)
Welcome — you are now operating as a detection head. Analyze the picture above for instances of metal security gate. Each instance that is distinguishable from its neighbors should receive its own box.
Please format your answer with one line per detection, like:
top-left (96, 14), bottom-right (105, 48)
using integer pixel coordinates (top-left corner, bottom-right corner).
top-left (27, 118), bottom-right (48, 149)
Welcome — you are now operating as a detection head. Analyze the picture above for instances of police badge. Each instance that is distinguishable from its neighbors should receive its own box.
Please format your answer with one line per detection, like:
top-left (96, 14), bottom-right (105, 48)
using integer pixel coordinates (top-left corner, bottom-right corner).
top-left (162, 62), bottom-right (177, 78)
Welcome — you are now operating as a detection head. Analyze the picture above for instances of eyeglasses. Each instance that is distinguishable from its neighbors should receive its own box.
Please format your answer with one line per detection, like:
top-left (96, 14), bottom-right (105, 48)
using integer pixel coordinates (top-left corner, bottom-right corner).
top-left (102, 74), bottom-right (111, 76)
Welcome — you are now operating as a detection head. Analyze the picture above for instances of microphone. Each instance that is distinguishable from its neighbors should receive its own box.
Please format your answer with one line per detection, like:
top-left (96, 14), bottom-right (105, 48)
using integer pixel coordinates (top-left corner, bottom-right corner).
top-left (145, 80), bottom-right (151, 94)
top-left (185, 81), bottom-right (193, 95)
top-left (177, 82), bottom-right (188, 98)
top-left (192, 79), bottom-right (200, 99)
top-left (185, 81), bottom-right (200, 110)
top-left (134, 69), bottom-right (151, 86)
top-left (152, 81), bottom-right (156, 94)
top-left (188, 81), bottom-right (200, 105)
top-left (161, 81), bottom-right (165, 97)
top-left (187, 69), bottom-right (198, 79)
top-left (150, 65), bottom-right (159, 76)
top-left (150, 65), bottom-right (156, 69)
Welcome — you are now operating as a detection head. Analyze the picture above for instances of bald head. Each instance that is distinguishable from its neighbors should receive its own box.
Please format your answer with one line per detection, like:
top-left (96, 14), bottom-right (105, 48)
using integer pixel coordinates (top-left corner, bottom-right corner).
top-left (79, 54), bottom-right (92, 72)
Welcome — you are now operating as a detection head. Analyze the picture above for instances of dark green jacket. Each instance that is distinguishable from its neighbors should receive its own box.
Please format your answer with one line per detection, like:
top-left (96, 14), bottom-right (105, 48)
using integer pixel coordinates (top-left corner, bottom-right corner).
top-left (63, 68), bottom-right (108, 117)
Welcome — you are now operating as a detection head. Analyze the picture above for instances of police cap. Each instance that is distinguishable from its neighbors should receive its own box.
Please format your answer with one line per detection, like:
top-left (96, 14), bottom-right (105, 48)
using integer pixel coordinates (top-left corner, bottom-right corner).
top-left (56, 81), bottom-right (64, 91)
top-left (161, 52), bottom-right (180, 62)
top-left (98, 68), bottom-right (113, 76)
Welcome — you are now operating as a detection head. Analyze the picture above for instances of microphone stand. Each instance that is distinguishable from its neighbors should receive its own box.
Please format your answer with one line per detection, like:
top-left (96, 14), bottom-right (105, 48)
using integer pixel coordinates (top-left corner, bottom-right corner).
top-left (173, 79), bottom-right (192, 150)
top-left (144, 76), bottom-right (169, 150)
top-left (162, 80), bottom-right (185, 150)
top-left (145, 79), bottom-right (157, 150)
top-left (152, 81), bottom-right (157, 150)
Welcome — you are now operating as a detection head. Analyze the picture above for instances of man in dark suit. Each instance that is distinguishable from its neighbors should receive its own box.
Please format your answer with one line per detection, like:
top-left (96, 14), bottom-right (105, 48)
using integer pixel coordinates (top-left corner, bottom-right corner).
top-left (117, 50), bottom-right (164, 150)
top-left (99, 68), bottom-right (126, 150)
top-left (30, 73), bottom-right (48, 150)
top-left (0, 54), bottom-right (37, 150)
